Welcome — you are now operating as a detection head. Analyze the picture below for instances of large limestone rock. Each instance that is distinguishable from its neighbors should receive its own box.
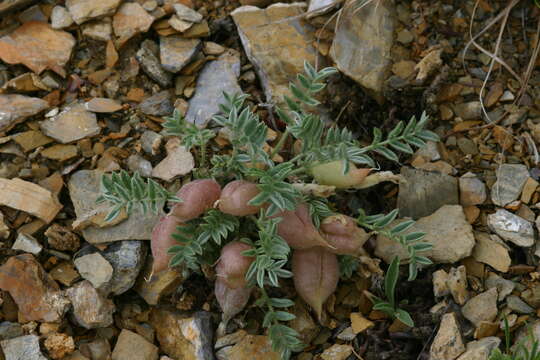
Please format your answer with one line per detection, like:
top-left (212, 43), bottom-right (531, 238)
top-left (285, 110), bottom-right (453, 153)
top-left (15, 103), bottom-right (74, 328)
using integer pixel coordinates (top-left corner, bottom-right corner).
top-left (330, 0), bottom-right (396, 103)
top-left (376, 205), bottom-right (475, 264)
top-left (430, 313), bottom-right (465, 360)
top-left (0, 94), bottom-right (48, 132)
top-left (231, 3), bottom-right (320, 106)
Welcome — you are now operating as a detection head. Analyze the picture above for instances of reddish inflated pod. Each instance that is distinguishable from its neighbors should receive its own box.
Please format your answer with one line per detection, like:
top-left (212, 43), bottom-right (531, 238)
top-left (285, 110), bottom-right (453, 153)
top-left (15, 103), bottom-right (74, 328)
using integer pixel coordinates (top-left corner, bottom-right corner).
top-left (170, 179), bottom-right (221, 221)
top-left (151, 214), bottom-right (183, 274)
top-left (274, 203), bottom-right (331, 250)
top-left (320, 214), bottom-right (370, 255)
top-left (216, 241), bottom-right (255, 289)
top-left (292, 247), bottom-right (339, 321)
top-left (218, 180), bottom-right (261, 216)
top-left (215, 278), bottom-right (252, 323)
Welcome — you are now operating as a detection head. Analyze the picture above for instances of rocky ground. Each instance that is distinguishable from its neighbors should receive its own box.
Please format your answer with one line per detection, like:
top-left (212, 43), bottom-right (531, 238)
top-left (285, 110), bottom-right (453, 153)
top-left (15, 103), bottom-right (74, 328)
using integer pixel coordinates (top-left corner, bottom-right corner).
top-left (0, 0), bottom-right (539, 359)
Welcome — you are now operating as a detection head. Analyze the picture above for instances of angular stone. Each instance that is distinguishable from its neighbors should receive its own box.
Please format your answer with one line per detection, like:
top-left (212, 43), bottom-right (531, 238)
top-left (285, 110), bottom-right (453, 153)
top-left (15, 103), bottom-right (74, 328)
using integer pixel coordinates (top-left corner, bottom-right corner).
top-left (398, 167), bottom-right (459, 219)
top-left (168, 15), bottom-right (193, 33)
top-left (231, 3), bottom-right (320, 106)
top-left (0, 22), bottom-right (75, 77)
top-left (140, 91), bottom-right (174, 116)
top-left (462, 288), bottom-right (498, 327)
top-left (40, 103), bottom-right (100, 144)
top-left (351, 312), bottom-right (374, 334)
top-left (485, 273), bottom-right (514, 301)
top-left (289, 302), bottom-right (318, 344)
top-left (224, 334), bottom-right (279, 360)
top-left (160, 36), bottom-right (201, 73)
top-left (102, 240), bottom-right (147, 295)
top-left (321, 344), bottom-right (353, 360)
top-left (447, 266), bottom-right (469, 305)
top-left (307, 0), bottom-right (341, 17)
top-left (68, 170), bottom-right (160, 243)
top-left (12, 130), bottom-right (53, 152)
top-left (487, 209), bottom-right (534, 247)
top-left (85, 98), bottom-right (122, 113)
top-left (185, 50), bottom-right (242, 126)
top-left (456, 337), bottom-right (500, 360)
top-left (41, 144), bottom-right (79, 161)
top-left (51, 6), bottom-right (74, 29)
top-left (433, 269), bottom-right (449, 297)
top-left (127, 154), bottom-right (153, 178)
top-left (12, 232), bottom-right (42, 255)
top-left (66, 0), bottom-right (120, 24)
top-left (74, 253), bottom-right (113, 290)
top-left (82, 19), bottom-right (112, 41)
top-left (459, 173), bottom-right (487, 206)
top-left (152, 140), bottom-right (194, 181)
top-left (0, 94), bottom-right (48, 133)
top-left (66, 280), bottom-right (115, 329)
top-left (507, 295), bottom-right (534, 314)
top-left (141, 131), bottom-right (163, 155)
top-left (50, 262), bottom-right (80, 287)
top-left (0, 322), bottom-right (23, 340)
top-left (149, 308), bottom-right (213, 360)
top-left (1, 335), bottom-right (47, 360)
top-left (113, 3), bottom-right (154, 46)
top-left (330, 0), bottom-right (395, 103)
top-left (0, 254), bottom-right (69, 323)
top-left (44, 332), bottom-right (76, 359)
top-left (173, 3), bottom-right (202, 23)
top-left (45, 223), bottom-right (80, 251)
top-left (112, 330), bottom-right (158, 360)
top-left (430, 313), bottom-right (465, 360)
top-left (491, 164), bottom-right (529, 206)
top-left (0, 178), bottom-right (62, 223)
top-left (454, 102), bottom-right (482, 120)
top-left (134, 260), bottom-right (184, 305)
top-left (472, 232), bottom-right (511, 272)
top-left (376, 205), bottom-right (475, 264)
top-left (136, 40), bottom-right (172, 88)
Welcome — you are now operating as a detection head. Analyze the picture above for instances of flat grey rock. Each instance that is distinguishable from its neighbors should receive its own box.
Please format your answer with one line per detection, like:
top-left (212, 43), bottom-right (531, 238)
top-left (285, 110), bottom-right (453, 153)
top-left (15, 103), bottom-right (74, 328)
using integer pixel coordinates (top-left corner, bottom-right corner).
top-left (491, 164), bottom-right (529, 206)
top-left (487, 209), bottom-right (534, 247)
top-left (1, 335), bottom-right (46, 360)
top-left (397, 167), bottom-right (459, 219)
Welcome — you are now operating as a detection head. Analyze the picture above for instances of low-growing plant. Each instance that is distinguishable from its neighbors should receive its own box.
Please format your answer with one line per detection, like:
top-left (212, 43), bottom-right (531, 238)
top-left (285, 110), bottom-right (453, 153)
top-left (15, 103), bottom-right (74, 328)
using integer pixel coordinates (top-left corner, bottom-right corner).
top-left (99, 61), bottom-right (437, 359)
top-left (368, 256), bottom-right (414, 327)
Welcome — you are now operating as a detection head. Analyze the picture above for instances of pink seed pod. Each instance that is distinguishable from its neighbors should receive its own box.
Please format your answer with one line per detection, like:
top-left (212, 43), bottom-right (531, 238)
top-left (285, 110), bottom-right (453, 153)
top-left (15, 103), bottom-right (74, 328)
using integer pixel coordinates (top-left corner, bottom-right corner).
top-left (151, 214), bottom-right (183, 274)
top-left (216, 241), bottom-right (255, 289)
top-left (274, 203), bottom-right (331, 250)
top-left (170, 179), bottom-right (221, 221)
top-left (311, 161), bottom-right (371, 188)
top-left (218, 180), bottom-right (261, 216)
top-left (292, 247), bottom-right (339, 321)
top-left (215, 278), bottom-right (252, 323)
top-left (320, 214), bottom-right (370, 255)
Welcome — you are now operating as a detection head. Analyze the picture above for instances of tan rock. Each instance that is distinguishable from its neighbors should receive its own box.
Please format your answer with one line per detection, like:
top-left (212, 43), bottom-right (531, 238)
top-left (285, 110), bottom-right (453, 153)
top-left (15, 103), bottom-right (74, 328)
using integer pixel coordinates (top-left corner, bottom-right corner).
top-left (12, 130), bottom-right (53, 152)
top-left (456, 337), bottom-right (500, 360)
top-left (289, 302), bottom-right (318, 344)
top-left (152, 139), bottom-right (194, 181)
top-left (112, 329), bottom-right (158, 360)
top-left (66, 280), bottom-right (115, 329)
top-left (447, 266), bottom-right (469, 305)
top-left (0, 94), bottom-right (49, 133)
top-left (462, 289), bottom-right (498, 327)
top-left (472, 232), bottom-right (510, 273)
top-left (0, 178), bottom-right (62, 223)
top-left (321, 344), bottom-right (353, 360)
top-left (85, 98), bottom-right (122, 113)
top-left (433, 269), bottom-right (449, 297)
top-left (231, 3), bottom-right (319, 106)
top-left (521, 177), bottom-right (538, 204)
top-left (351, 312), bottom-right (374, 334)
top-left (45, 223), bottom-right (81, 252)
top-left (226, 334), bottom-right (280, 360)
top-left (66, 0), bottom-right (120, 24)
top-left (0, 254), bottom-right (69, 323)
top-left (459, 173), bottom-right (487, 206)
top-left (160, 36), bottom-right (201, 73)
top-left (415, 47), bottom-right (443, 82)
top-left (2, 72), bottom-right (51, 92)
top-left (82, 19), bottom-right (112, 41)
top-left (41, 144), bottom-right (78, 161)
top-left (135, 260), bottom-right (184, 305)
top-left (113, 3), bottom-right (154, 46)
top-left (430, 313), bottom-right (465, 360)
top-left (74, 253), bottom-right (113, 290)
top-left (330, 0), bottom-right (395, 103)
top-left (50, 262), bottom-right (80, 286)
top-left (0, 211), bottom-right (10, 239)
top-left (392, 60), bottom-right (416, 79)
top-left (44, 333), bottom-right (76, 359)
top-left (0, 22), bottom-right (75, 77)
top-left (40, 103), bottom-right (100, 144)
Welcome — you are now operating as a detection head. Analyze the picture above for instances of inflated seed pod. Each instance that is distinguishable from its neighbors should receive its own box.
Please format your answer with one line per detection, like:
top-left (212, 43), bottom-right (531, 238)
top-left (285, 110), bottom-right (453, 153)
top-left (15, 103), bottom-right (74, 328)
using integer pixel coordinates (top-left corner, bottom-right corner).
top-left (275, 203), bottom-right (331, 250)
top-left (216, 241), bottom-right (255, 289)
top-left (215, 278), bottom-right (252, 323)
top-left (218, 180), bottom-right (261, 216)
top-left (292, 247), bottom-right (339, 321)
top-left (311, 161), bottom-right (371, 188)
top-left (320, 214), bottom-right (370, 255)
top-left (170, 179), bottom-right (221, 221)
top-left (151, 214), bottom-right (183, 274)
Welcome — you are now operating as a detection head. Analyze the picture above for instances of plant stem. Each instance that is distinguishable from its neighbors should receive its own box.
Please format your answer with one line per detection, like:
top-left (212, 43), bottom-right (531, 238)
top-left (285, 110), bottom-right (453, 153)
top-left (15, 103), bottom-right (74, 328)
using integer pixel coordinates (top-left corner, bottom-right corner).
top-left (270, 129), bottom-right (291, 159)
